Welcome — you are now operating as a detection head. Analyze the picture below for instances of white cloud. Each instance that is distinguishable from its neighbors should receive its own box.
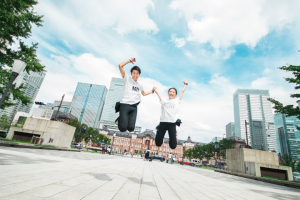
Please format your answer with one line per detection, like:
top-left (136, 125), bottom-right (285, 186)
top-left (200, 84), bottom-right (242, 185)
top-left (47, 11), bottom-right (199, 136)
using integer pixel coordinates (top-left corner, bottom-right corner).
top-left (169, 0), bottom-right (300, 49)
top-left (170, 34), bottom-right (186, 48)
top-left (183, 50), bottom-right (193, 58)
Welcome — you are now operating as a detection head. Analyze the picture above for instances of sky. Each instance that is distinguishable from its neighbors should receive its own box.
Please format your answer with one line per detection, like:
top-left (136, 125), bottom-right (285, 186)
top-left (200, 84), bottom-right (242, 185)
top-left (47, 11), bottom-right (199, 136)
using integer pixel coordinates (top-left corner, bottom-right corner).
top-left (26, 0), bottom-right (300, 143)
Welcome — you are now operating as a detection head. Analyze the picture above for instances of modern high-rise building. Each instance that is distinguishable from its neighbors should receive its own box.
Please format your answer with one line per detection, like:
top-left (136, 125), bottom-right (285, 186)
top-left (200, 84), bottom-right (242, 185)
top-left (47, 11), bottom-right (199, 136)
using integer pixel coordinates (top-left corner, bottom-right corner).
top-left (226, 122), bottom-right (235, 138)
top-left (274, 113), bottom-right (300, 161)
top-left (1, 71), bottom-right (46, 121)
top-left (99, 77), bottom-right (141, 132)
top-left (39, 101), bottom-right (71, 114)
top-left (233, 89), bottom-right (277, 151)
top-left (69, 83), bottom-right (107, 128)
top-left (100, 78), bottom-right (124, 127)
top-left (212, 137), bottom-right (223, 143)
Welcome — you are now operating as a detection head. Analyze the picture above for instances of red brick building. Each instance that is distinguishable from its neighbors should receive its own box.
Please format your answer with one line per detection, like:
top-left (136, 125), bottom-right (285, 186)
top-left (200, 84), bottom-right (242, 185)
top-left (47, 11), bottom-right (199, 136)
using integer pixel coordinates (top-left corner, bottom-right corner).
top-left (101, 128), bottom-right (205, 159)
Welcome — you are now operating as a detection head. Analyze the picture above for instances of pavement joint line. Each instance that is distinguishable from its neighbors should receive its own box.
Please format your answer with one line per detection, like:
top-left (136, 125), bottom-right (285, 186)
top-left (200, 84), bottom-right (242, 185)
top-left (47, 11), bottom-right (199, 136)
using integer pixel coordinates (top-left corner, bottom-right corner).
top-left (138, 161), bottom-right (146, 200)
top-left (155, 163), bottom-right (204, 199)
top-left (80, 162), bottom-right (138, 200)
top-left (0, 159), bottom-right (121, 187)
top-left (149, 162), bottom-right (177, 200)
top-left (46, 161), bottom-right (129, 199)
top-left (111, 161), bottom-right (144, 200)
top-left (149, 163), bottom-right (182, 200)
top-left (160, 164), bottom-right (222, 200)
top-left (1, 159), bottom-right (125, 198)
top-left (169, 165), bottom-right (270, 200)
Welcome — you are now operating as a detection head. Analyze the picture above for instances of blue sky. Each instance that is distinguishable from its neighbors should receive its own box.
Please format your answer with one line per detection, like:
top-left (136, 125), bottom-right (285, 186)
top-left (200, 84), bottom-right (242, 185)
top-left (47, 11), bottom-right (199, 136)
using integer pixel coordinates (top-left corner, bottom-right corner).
top-left (28, 0), bottom-right (300, 143)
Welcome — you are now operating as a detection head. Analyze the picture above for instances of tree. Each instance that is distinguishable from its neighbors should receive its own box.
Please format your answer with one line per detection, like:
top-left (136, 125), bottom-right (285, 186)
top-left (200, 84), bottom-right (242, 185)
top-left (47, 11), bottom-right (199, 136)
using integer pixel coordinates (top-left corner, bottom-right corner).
top-left (268, 65), bottom-right (300, 130)
top-left (0, 114), bottom-right (9, 129)
top-left (193, 145), bottom-right (205, 161)
top-left (203, 143), bottom-right (215, 163)
top-left (218, 138), bottom-right (235, 159)
top-left (282, 154), bottom-right (296, 172)
top-left (0, 0), bottom-right (45, 109)
top-left (296, 161), bottom-right (300, 172)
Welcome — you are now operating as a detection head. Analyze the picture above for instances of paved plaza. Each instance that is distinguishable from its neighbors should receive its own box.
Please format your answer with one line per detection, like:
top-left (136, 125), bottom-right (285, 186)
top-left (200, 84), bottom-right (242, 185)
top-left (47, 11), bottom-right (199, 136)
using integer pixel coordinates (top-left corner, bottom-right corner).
top-left (0, 146), bottom-right (299, 200)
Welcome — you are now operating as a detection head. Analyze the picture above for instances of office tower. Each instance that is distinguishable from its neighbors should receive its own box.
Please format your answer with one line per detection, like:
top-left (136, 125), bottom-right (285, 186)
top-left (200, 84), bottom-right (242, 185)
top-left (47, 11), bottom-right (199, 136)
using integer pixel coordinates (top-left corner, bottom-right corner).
top-left (69, 83), bottom-right (107, 128)
top-left (274, 113), bottom-right (300, 161)
top-left (100, 78), bottom-right (124, 127)
top-left (233, 89), bottom-right (277, 151)
top-left (212, 137), bottom-right (223, 143)
top-left (1, 71), bottom-right (46, 121)
top-left (226, 122), bottom-right (235, 138)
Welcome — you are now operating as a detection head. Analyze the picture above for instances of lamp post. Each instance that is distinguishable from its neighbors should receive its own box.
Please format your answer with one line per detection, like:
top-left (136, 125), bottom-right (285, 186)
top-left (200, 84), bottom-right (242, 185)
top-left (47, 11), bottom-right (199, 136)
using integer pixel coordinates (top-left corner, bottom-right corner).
top-left (112, 132), bottom-right (116, 154)
top-left (181, 146), bottom-right (186, 165)
top-left (0, 60), bottom-right (27, 109)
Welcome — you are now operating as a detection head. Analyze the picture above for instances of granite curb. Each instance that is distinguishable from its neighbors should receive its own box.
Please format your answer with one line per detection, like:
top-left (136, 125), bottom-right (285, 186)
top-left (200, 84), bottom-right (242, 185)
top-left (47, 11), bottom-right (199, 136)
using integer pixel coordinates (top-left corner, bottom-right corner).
top-left (0, 140), bottom-right (80, 152)
top-left (214, 169), bottom-right (300, 189)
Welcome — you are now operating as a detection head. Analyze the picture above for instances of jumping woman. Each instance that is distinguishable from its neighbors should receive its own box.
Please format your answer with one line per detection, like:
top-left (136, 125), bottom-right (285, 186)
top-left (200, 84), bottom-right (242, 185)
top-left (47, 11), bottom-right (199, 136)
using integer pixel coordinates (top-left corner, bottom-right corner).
top-left (153, 81), bottom-right (188, 149)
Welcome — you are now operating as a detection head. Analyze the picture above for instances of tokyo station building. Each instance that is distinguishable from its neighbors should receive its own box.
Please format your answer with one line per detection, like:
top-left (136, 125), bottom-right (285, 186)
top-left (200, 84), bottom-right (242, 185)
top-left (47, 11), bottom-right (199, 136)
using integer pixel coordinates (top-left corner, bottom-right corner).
top-left (100, 126), bottom-right (205, 159)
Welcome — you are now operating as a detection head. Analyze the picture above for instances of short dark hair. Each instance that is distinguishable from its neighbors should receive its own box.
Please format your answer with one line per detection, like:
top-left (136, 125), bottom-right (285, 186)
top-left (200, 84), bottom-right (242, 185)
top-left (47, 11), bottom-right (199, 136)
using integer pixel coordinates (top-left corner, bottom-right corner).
top-left (131, 66), bottom-right (141, 74)
top-left (168, 88), bottom-right (177, 95)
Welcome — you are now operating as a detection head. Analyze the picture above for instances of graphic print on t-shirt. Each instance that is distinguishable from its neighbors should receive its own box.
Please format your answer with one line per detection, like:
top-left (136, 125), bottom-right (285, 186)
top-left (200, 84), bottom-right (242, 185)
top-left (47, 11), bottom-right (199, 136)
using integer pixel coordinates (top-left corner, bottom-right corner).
top-left (132, 86), bottom-right (140, 92)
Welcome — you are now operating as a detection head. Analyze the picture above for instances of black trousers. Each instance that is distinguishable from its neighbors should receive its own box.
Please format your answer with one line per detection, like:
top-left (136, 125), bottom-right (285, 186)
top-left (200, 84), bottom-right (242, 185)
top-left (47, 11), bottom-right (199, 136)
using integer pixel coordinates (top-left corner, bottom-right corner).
top-left (155, 122), bottom-right (177, 149)
top-left (118, 103), bottom-right (137, 132)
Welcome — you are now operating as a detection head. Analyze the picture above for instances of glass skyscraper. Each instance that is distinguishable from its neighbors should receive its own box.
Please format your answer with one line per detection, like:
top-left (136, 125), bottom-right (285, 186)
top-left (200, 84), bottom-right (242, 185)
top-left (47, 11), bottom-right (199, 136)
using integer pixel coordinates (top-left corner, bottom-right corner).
top-left (233, 89), bottom-right (277, 151)
top-left (1, 71), bottom-right (46, 121)
top-left (226, 122), bottom-right (235, 138)
top-left (69, 83), bottom-right (107, 128)
top-left (274, 113), bottom-right (300, 161)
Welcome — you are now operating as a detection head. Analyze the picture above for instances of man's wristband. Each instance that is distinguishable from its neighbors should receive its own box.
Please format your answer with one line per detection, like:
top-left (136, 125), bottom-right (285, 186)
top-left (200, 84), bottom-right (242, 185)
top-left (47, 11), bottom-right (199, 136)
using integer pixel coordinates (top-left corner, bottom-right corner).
top-left (152, 90), bottom-right (155, 93)
top-left (184, 83), bottom-right (188, 85)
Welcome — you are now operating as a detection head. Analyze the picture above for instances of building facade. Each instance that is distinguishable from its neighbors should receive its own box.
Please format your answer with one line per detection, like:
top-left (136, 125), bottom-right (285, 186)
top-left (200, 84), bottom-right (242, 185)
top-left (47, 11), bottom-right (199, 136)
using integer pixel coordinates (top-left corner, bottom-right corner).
top-left (212, 137), bottom-right (223, 143)
top-left (1, 71), bottom-right (46, 121)
top-left (100, 78), bottom-right (124, 127)
top-left (226, 122), bottom-right (235, 138)
top-left (69, 83), bottom-right (107, 128)
top-left (233, 89), bottom-right (277, 151)
top-left (274, 113), bottom-right (300, 161)
top-left (39, 101), bottom-right (71, 114)
top-left (103, 129), bottom-right (204, 159)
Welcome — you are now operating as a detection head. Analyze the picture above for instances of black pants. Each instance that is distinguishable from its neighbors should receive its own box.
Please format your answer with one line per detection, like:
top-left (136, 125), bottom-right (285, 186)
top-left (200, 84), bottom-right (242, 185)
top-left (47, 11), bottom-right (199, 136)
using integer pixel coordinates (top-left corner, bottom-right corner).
top-left (155, 122), bottom-right (177, 149)
top-left (118, 103), bottom-right (137, 132)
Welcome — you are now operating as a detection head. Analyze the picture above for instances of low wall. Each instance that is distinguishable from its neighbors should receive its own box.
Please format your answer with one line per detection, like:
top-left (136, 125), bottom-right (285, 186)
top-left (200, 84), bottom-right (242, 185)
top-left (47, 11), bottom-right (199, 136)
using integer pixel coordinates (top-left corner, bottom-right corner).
top-left (227, 148), bottom-right (279, 174)
top-left (7, 118), bottom-right (76, 148)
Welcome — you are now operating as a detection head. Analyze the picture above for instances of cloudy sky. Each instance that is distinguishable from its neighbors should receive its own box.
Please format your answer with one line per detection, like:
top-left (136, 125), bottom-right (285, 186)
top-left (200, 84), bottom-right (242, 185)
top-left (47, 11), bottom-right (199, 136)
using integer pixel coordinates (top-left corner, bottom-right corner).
top-left (27, 0), bottom-right (300, 143)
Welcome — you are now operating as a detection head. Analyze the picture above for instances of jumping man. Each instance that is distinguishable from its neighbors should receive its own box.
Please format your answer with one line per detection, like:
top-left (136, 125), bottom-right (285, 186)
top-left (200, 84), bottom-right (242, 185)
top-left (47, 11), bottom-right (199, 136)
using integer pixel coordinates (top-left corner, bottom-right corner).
top-left (117, 58), bottom-right (155, 132)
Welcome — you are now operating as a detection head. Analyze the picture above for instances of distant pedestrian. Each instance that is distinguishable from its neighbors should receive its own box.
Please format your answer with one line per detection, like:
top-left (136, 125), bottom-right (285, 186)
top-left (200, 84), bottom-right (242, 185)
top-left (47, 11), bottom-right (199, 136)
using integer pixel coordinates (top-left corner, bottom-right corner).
top-left (145, 148), bottom-right (150, 161)
top-left (169, 153), bottom-right (172, 164)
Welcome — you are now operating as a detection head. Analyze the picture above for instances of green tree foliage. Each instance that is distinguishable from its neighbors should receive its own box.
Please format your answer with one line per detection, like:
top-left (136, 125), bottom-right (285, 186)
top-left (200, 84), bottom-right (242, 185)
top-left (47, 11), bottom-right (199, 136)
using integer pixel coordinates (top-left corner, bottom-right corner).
top-left (0, 114), bottom-right (9, 129)
top-left (268, 65), bottom-right (300, 129)
top-left (66, 119), bottom-right (110, 145)
top-left (296, 161), bottom-right (300, 172)
top-left (183, 138), bottom-right (235, 162)
top-left (282, 154), bottom-right (296, 172)
top-left (0, 0), bottom-right (45, 109)
top-left (218, 138), bottom-right (235, 159)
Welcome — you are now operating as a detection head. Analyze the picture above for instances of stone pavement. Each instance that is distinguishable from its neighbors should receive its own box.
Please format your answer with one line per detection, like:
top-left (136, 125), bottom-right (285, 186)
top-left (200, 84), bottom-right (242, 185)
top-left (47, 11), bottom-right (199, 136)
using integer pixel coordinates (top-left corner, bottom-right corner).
top-left (0, 146), bottom-right (299, 200)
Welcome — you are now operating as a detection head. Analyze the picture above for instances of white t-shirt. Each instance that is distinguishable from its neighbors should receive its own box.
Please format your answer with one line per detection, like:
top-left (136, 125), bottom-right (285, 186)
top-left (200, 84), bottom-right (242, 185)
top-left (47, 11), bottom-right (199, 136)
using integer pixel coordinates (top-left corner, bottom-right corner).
top-left (160, 98), bottom-right (180, 123)
top-left (120, 74), bottom-right (144, 105)
top-left (169, 154), bottom-right (172, 159)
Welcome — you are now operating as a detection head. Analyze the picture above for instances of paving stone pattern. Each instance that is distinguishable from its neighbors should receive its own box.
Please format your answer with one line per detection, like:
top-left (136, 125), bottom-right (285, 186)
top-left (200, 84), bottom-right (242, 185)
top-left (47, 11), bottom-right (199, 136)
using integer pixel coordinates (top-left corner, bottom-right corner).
top-left (0, 146), bottom-right (299, 200)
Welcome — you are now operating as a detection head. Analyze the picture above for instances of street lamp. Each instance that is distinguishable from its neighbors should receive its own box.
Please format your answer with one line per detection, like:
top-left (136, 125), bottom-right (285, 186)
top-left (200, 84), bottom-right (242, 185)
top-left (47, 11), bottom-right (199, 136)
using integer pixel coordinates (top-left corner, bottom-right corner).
top-left (112, 132), bottom-right (116, 154)
top-left (0, 59), bottom-right (27, 109)
top-left (181, 146), bottom-right (186, 165)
